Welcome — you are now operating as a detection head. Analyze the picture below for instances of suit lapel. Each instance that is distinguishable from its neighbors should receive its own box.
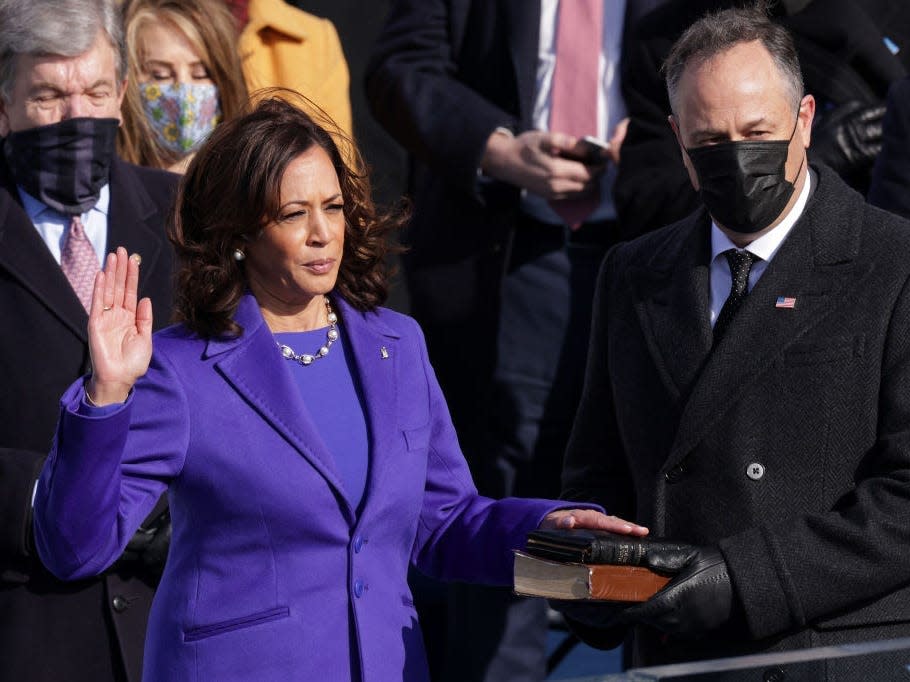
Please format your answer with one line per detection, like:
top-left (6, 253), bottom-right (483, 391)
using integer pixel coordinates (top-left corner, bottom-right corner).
top-left (0, 160), bottom-right (88, 341)
top-left (207, 295), bottom-right (354, 518)
top-left (107, 159), bottom-right (166, 295)
top-left (631, 213), bottom-right (713, 403)
top-left (333, 299), bottom-right (401, 503)
top-left (663, 170), bottom-right (865, 471)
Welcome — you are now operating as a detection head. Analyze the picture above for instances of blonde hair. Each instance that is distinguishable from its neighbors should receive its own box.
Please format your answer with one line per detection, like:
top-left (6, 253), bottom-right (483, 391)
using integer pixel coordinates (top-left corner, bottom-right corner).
top-left (117, 0), bottom-right (248, 169)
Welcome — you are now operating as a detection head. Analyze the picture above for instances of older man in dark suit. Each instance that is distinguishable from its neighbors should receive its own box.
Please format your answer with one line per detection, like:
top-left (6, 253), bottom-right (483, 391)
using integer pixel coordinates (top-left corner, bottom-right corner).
top-left (558, 7), bottom-right (910, 679)
top-left (0, 0), bottom-right (176, 680)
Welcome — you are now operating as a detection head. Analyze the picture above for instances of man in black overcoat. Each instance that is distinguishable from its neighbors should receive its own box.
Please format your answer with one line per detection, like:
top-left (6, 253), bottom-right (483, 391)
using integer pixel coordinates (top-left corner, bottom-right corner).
top-left (557, 7), bottom-right (910, 680)
top-left (0, 0), bottom-right (175, 679)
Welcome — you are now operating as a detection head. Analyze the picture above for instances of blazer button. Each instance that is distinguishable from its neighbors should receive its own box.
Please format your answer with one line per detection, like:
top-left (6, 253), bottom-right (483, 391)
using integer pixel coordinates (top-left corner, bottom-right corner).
top-left (112, 595), bottom-right (129, 613)
top-left (354, 579), bottom-right (365, 598)
top-left (353, 535), bottom-right (364, 553)
top-left (746, 463), bottom-right (765, 481)
top-left (665, 464), bottom-right (685, 483)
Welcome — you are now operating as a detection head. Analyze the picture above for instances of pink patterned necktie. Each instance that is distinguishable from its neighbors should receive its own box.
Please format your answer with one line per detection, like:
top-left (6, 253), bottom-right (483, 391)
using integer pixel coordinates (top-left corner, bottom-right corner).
top-left (61, 215), bottom-right (99, 312)
top-left (548, 0), bottom-right (604, 230)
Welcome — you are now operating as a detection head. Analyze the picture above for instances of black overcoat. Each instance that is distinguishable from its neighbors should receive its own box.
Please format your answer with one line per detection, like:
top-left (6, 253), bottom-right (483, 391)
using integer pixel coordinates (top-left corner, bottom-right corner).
top-left (563, 165), bottom-right (910, 679)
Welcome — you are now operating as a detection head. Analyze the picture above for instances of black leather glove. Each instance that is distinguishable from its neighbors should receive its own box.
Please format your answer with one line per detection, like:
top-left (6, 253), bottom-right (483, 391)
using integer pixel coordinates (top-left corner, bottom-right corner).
top-left (138, 508), bottom-right (171, 574)
top-left (810, 100), bottom-right (885, 176)
top-left (121, 507), bottom-right (171, 577)
top-left (622, 545), bottom-right (734, 639)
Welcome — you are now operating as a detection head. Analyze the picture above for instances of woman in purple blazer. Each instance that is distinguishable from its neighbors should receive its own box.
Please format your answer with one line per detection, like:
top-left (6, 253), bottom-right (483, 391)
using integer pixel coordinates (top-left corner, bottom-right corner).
top-left (32, 97), bottom-right (646, 682)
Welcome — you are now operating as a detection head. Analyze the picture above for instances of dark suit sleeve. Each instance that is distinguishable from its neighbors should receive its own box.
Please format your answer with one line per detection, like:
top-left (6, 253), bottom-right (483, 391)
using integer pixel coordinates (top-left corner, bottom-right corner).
top-left (0, 449), bottom-right (45, 574)
top-left (613, 20), bottom-right (699, 238)
top-left (365, 0), bottom-right (519, 194)
top-left (719, 270), bottom-right (910, 640)
top-left (868, 77), bottom-right (910, 220)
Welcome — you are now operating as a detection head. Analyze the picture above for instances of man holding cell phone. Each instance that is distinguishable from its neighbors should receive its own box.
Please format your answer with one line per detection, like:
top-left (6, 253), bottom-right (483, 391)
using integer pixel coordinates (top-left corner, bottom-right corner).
top-left (367, 1), bottom-right (663, 681)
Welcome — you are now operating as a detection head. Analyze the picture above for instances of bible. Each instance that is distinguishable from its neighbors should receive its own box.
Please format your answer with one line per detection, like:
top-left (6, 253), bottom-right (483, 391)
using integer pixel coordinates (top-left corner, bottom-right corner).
top-left (513, 529), bottom-right (684, 602)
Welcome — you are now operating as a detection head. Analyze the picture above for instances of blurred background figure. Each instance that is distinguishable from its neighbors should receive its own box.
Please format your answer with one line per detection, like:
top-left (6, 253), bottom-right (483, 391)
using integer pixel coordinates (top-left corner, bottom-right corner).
top-left (231, 0), bottom-right (352, 138)
top-left (615, 0), bottom-right (910, 239)
top-left (367, 1), bottom-right (662, 680)
top-left (118, 0), bottom-right (249, 173)
top-left (869, 76), bottom-right (910, 219)
top-left (291, 0), bottom-right (409, 312)
top-left (0, 0), bottom-right (177, 679)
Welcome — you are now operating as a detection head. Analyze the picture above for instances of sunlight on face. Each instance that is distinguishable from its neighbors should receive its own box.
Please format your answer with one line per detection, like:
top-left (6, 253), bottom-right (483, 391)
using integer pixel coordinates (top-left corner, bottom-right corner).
top-left (672, 40), bottom-right (813, 192)
top-left (245, 145), bottom-right (346, 313)
top-left (0, 31), bottom-right (124, 135)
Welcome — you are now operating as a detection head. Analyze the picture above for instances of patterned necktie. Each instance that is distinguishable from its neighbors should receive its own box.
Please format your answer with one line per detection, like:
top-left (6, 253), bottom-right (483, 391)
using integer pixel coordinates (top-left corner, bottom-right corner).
top-left (713, 249), bottom-right (759, 344)
top-left (547, 0), bottom-right (603, 229)
top-left (61, 215), bottom-right (99, 312)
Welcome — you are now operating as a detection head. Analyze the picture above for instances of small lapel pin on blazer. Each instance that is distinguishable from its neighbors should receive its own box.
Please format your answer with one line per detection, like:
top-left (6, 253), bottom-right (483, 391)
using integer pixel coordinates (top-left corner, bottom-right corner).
top-left (380, 346), bottom-right (389, 359)
top-left (775, 296), bottom-right (796, 309)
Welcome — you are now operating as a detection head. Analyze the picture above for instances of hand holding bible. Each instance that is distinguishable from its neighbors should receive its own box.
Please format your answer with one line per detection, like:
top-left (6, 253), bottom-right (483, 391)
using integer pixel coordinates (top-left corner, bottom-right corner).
top-left (623, 545), bottom-right (734, 638)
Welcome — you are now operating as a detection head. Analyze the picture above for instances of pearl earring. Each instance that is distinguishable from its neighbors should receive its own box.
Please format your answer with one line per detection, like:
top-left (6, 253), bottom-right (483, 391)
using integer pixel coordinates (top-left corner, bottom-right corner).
top-left (233, 248), bottom-right (245, 262)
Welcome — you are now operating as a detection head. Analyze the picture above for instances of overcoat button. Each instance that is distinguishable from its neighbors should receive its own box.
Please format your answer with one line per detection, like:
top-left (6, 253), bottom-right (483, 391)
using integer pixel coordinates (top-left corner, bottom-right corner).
top-left (665, 464), bottom-right (685, 483)
top-left (746, 462), bottom-right (765, 480)
top-left (112, 595), bottom-right (129, 612)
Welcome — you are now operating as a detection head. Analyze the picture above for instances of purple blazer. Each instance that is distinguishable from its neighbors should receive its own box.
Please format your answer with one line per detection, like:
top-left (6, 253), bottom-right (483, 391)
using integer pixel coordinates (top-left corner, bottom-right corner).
top-left (34, 295), bottom-right (573, 681)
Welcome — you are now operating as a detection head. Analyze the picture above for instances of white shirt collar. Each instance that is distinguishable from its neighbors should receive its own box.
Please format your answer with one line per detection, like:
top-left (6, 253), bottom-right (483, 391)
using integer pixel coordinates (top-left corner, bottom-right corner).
top-left (17, 183), bottom-right (111, 222)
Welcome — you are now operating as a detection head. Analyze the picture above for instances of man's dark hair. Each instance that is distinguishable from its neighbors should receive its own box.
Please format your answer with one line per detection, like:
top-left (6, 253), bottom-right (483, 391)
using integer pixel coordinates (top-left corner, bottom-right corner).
top-left (663, 3), bottom-right (804, 114)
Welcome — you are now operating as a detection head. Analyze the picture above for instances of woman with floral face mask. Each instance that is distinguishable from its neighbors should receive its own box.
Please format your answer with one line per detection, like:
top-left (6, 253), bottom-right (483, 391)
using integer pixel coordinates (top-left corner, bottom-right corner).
top-left (118, 0), bottom-right (248, 173)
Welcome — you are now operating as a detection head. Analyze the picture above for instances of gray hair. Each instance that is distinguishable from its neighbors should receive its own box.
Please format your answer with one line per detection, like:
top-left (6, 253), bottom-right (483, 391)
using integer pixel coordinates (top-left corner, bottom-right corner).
top-left (0, 0), bottom-right (126, 102)
top-left (663, 5), bottom-right (804, 115)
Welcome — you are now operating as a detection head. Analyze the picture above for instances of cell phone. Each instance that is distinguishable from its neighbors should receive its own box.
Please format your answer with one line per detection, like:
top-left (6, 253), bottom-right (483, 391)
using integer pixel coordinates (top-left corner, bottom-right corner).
top-left (561, 135), bottom-right (611, 164)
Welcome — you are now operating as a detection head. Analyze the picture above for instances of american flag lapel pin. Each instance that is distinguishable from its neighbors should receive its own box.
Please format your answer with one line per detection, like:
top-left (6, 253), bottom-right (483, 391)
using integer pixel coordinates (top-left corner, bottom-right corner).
top-left (775, 296), bottom-right (796, 309)
top-left (380, 346), bottom-right (389, 359)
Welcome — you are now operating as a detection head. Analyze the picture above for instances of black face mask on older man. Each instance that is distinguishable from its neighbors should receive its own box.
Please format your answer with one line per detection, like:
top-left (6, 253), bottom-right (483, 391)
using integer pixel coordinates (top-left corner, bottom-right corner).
top-left (686, 116), bottom-right (803, 234)
top-left (2, 117), bottom-right (119, 216)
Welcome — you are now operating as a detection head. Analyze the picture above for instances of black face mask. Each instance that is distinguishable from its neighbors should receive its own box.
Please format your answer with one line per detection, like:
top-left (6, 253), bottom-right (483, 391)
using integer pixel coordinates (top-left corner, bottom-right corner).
top-left (3, 117), bottom-right (119, 215)
top-left (686, 118), bottom-right (803, 234)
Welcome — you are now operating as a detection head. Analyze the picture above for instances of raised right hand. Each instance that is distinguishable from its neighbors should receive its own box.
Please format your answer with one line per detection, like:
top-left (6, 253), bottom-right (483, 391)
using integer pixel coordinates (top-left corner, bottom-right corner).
top-left (480, 129), bottom-right (602, 199)
top-left (85, 247), bottom-right (153, 406)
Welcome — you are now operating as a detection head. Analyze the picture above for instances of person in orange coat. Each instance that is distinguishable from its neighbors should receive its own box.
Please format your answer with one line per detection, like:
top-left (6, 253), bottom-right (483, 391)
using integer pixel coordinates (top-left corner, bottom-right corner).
top-left (237, 0), bottom-right (352, 137)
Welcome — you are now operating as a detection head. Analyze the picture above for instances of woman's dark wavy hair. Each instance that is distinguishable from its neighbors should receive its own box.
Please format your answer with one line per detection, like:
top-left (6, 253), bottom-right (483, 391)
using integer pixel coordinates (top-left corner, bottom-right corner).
top-left (168, 91), bottom-right (407, 338)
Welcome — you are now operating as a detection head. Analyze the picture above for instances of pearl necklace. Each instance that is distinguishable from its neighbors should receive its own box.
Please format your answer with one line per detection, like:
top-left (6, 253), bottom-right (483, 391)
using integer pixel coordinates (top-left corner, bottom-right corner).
top-left (276, 298), bottom-right (339, 366)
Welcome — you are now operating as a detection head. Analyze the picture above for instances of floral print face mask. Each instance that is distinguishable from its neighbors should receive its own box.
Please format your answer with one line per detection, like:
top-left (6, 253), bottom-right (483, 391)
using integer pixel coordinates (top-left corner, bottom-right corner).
top-left (139, 82), bottom-right (222, 155)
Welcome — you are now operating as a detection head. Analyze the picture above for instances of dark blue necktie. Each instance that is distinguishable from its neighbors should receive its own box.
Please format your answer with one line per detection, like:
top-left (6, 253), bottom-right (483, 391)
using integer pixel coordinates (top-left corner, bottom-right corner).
top-left (713, 249), bottom-right (759, 344)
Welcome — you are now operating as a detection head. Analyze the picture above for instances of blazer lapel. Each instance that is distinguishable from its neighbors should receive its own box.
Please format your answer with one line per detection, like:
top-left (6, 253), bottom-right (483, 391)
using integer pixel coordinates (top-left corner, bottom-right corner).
top-left (107, 159), bottom-right (166, 295)
top-left (0, 161), bottom-right (88, 341)
top-left (206, 295), bottom-right (353, 518)
top-left (664, 172), bottom-right (865, 472)
top-left (333, 299), bottom-right (401, 503)
top-left (631, 213), bottom-right (713, 404)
